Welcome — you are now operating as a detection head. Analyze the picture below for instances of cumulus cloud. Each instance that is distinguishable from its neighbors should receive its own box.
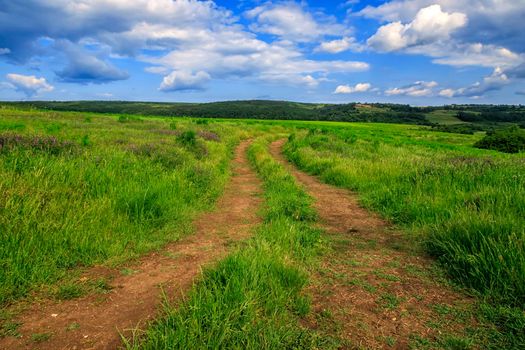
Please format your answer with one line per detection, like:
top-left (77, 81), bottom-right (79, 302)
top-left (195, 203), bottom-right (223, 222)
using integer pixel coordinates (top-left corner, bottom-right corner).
top-left (55, 41), bottom-right (129, 84)
top-left (367, 5), bottom-right (467, 52)
top-left (385, 81), bottom-right (437, 97)
top-left (438, 67), bottom-right (509, 98)
top-left (245, 2), bottom-right (344, 42)
top-left (0, 0), bottom-right (367, 91)
top-left (145, 37), bottom-right (368, 89)
top-left (159, 70), bottom-right (211, 92)
top-left (360, 0), bottom-right (525, 54)
top-left (334, 83), bottom-right (371, 94)
top-left (5, 73), bottom-right (54, 97)
top-left (420, 42), bottom-right (523, 69)
top-left (316, 37), bottom-right (362, 54)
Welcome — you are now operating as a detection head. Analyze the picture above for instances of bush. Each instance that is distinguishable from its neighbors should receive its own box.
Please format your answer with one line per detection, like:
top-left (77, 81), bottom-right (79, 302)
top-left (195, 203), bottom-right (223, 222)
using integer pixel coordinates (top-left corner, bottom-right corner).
top-left (474, 126), bottom-right (525, 153)
top-left (431, 123), bottom-right (484, 135)
top-left (177, 130), bottom-right (197, 146)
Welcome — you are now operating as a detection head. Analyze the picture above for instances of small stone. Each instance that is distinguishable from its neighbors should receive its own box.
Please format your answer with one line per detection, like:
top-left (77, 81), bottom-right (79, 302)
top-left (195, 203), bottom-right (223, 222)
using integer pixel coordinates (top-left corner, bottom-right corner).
top-left (51, 314), bottom-right (58, 317)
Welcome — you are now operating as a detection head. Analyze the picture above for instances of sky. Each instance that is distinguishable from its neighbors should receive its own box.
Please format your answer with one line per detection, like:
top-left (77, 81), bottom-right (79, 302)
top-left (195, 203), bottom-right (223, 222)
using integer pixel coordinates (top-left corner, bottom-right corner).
top-left (0, 0), bottom-right (525, 105)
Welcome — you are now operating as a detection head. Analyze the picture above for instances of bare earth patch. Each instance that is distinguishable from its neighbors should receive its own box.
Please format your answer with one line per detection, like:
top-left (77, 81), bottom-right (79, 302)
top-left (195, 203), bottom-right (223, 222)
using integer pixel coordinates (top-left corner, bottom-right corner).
top-left (270, 139), bottom-right (478, 349)
top-left (0, 140), bottom-right (261, 350)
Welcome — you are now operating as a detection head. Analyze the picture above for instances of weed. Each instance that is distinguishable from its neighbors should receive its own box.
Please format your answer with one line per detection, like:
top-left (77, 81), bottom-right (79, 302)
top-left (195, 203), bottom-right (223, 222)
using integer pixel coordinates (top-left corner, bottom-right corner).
top-left (31, 332), bottom-right (51, 343)
top-left (66, 322), bottom-right (80, 331)
top-left (55, 283), bottom-right (84, 300)
top-left (0, 321), bottom-right (21, 338)
top-left (378, 293), bottom-right (402, 310)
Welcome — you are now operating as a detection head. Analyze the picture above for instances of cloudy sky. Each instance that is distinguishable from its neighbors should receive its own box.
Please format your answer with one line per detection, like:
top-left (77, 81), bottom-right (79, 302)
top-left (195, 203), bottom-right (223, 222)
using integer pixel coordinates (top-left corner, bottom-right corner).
top-left (1, 0), bottom-right (524, 104)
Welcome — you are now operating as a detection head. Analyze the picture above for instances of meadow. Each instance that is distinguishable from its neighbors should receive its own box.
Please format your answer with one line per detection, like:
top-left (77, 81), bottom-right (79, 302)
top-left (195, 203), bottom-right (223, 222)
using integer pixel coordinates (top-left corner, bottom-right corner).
top-left (0, 106), bottom-right (254, 304)
top-left (284, 123), bottom-right (525, 307)
top-left (0, 106), bottom-right (524, 348)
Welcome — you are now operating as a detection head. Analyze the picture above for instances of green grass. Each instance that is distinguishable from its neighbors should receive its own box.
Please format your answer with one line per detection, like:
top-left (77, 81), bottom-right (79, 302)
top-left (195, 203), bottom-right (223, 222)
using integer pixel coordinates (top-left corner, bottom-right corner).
top-left (0, 107), bottom-right (248, 304)
top-left (426, 110), bottom-right (466, 125)
top-left (124, 136), bottom-right (335, 349)
top-left (284, 124), bottom-right (524, 308)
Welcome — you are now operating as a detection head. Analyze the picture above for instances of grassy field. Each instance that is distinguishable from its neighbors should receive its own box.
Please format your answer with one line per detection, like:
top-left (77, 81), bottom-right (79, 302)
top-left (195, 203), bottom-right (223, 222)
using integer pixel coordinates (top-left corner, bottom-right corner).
top-left (425, 110), bottom-right (467, 125)
top-left (0, 107), bottom-right (255, 304)
top-left (1, 106), bottom-right (524, 348)
top-left (283, 123), bottom-right (525, 307)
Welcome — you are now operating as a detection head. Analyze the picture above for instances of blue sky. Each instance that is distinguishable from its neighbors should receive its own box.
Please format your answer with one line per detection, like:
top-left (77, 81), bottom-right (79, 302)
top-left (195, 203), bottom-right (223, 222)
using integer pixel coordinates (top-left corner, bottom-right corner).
top-left (1, 0), bottom-right (524, 105)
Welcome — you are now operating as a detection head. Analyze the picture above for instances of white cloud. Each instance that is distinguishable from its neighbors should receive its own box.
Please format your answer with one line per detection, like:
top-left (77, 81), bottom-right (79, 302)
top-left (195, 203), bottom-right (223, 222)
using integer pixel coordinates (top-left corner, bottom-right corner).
top-left (385, 81), bottom-right (437, 97)
top-left (334, 83), bottom-right (371, 94)
top-left (409, 42), bottom-right (523, 69)
top-left (146, 37), bottom-right (368, 90)
top-left (0, 48), bottom-right (10, 55)
top-left (159, 70), bottom-right (211, 92)
top-left (245, 2), bottom-right (345, 42)
top-left (439, 67), bottom-right (509, 98)
top-left (367, 5), bottom-right (467, 52)
top-left (316, 37), bottom-right (362, 54)
top-left (0, 0), bottom-right (369, 91)
top-left (6, 73), bottom-right (54, 97)
top-left (438, 88), bottom-right (455, 98)
top-left (360, 0), bottom-right (525, 56)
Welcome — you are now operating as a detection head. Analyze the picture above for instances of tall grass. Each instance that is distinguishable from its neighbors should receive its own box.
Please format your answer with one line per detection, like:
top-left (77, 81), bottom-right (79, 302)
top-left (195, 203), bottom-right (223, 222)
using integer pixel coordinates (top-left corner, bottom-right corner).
top-left (284, 125), bottom-right (525, 307)
top-left (127, 137), bottom-right (332, 349)
top-left (0, 108), bottom-right (243, 304)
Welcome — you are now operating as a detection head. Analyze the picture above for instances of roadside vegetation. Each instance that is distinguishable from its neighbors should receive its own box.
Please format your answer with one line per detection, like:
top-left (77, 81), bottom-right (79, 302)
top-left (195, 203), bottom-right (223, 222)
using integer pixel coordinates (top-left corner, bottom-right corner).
top-left (0, 107), bottom-right (245, 304)
top-left (125, 136), bottom-right (332, 349)
top-left (283, 124), bottom-right (524, 342)
top-left (284, 124), bottom-right (524, 305)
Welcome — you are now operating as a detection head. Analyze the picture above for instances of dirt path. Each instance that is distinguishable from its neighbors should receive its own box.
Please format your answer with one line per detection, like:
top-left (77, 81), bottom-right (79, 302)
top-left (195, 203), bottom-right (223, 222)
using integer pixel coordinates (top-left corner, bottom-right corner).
top-left (269, 140), bottom-right (476, 349)
top-left (1, 140), bottom-right (262, 350)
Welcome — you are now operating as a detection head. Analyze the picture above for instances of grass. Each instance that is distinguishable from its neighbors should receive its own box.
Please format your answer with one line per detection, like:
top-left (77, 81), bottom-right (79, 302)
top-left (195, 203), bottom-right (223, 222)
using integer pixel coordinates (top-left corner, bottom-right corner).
top-left (1, 106), bottom-right (523, 347)
top-left (124, 136), bottom-right (334, 349)
top-left (426, 110), bottom-right (466, 125)
top-left (284, 124), bottom-right (524, 308)
top-left (0, 107), bottom-right (249, 305)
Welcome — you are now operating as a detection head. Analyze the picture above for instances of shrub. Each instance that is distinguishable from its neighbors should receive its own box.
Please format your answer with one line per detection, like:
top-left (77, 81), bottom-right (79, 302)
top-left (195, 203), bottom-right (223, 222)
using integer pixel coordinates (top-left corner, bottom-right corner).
top-left (431, 123), bottom-right (484, 135)
top-left (177, 130), bottom-right (197, 146)
top-left (474, 126), bottom-right (525, 153)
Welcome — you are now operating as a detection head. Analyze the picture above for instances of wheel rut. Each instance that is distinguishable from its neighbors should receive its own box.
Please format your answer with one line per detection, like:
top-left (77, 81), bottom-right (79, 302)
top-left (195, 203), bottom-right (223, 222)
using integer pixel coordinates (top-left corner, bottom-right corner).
top-left (1, 139), bottom-right (262, 350)
top-left (269, 139), bottom-right (476, 349)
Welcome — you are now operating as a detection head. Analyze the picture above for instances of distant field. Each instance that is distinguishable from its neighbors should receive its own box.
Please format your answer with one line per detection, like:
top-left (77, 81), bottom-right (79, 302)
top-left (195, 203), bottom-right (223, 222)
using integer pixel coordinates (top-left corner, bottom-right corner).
top-left (425, 110), bottom-right (466, 124)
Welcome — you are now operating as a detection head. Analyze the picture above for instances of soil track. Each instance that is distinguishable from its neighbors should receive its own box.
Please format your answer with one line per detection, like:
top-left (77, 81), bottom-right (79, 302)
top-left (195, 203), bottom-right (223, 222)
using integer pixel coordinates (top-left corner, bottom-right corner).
top-left (270, 140), bottom-right (475, 349)
top-left (1, 140), bottom-right (262, 350)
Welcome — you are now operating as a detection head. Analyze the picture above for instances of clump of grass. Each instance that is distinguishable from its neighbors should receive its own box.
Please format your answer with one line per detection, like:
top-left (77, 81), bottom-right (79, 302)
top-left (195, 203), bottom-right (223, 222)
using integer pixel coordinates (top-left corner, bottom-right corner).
top-left (177, 130), bottom-right (197, 146)
top-left (118, 115), bottom-right (142, 123)
top-left (31, 332), bottom-right (51, 343)
top-left (55, 283), bottom-right (85, 300)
